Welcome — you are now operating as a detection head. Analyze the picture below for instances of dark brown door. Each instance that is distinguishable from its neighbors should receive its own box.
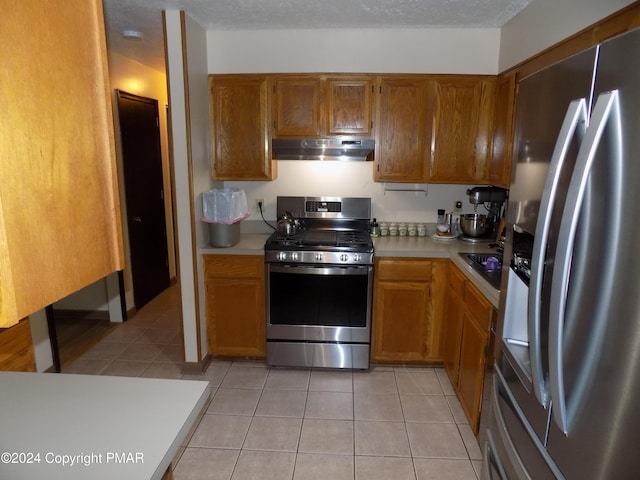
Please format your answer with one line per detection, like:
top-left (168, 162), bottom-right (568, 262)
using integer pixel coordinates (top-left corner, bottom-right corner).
top-left (116, 90), bottom-right (170, 309)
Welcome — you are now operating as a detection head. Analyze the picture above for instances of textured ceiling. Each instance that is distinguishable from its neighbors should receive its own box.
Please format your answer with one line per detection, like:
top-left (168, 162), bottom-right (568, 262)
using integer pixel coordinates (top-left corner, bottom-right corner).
top-left (103, 0), bottom-right (533, 72)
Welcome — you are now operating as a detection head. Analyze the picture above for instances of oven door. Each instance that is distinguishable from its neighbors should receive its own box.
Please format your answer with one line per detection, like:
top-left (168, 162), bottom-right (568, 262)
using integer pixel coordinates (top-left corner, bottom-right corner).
top-left (266, 263), bottom-right (373, 344)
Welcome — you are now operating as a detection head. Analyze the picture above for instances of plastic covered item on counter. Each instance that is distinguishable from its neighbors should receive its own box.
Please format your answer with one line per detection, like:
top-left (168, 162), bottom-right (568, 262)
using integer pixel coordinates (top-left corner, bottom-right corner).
top-left (202, 188), bottom-right (250, 224)
top-left (202, 188), bottom-right (249, 248)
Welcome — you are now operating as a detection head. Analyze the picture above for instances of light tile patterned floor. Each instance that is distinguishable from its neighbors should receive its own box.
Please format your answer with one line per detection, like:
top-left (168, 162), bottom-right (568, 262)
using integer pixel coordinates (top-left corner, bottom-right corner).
top-left (60, 284), bottom-right (483, 479)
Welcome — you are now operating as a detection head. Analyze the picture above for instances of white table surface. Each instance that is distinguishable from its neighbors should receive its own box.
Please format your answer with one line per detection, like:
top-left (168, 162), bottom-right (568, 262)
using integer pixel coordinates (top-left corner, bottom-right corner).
top-left (0, 372), bottom-right (210, 480)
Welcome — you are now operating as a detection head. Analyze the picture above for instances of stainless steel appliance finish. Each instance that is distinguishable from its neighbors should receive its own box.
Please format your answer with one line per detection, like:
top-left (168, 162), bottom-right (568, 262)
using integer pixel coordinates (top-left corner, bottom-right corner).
top-left (265, 196), bottom-right (374, 369)
top-left (460, 213), bottom-right (489, 238)
top-left (272, 138), bottom-right (375, 161)
top-left (458, 253), bottom-right (503, 290)
top-left (459, 186), bottom-right (507, 242)
top-left (483, 28), bottom-right (640, 479)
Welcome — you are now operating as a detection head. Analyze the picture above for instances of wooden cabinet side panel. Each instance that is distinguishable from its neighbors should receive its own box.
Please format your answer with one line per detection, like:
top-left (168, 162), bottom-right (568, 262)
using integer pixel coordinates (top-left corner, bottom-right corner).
top-left (428, 260), bottom-right (448, 361)
top-left (442, 287), bottom-right (464, 383)
top-left (488, 72), bottom-right (517, 188)
top-left (0, 318), bottom-right (35, 372)
top-left (0, 0), bottom-right (124, 326)
top-left (442, 262), bottom-right (467, 381)
top-left (476, 78), bottom-right (497, 183)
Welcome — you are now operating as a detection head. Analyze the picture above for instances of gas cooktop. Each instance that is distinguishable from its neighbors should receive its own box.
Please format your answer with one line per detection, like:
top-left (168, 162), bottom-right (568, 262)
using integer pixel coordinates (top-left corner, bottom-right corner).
top-left (265, 229), bottom-right (373, 251)
top-left (264, 196), bottom-right (374, 265)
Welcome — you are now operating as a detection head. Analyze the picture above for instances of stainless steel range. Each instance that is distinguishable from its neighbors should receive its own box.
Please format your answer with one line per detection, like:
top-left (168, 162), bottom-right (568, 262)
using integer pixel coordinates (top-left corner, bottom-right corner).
top-left (265, 196), bottom-right (374, 369)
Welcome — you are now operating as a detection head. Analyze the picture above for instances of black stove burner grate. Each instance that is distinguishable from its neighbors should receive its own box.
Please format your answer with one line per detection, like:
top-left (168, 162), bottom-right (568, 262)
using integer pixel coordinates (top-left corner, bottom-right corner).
top-left (336, 231), bottom-right (371, 247)
top-left (266, 227), bottom-right (373, 251)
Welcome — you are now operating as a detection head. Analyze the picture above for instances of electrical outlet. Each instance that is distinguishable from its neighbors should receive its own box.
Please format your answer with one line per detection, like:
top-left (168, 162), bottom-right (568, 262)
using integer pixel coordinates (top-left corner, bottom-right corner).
top-left (256, 198), bottom-right (264, 212)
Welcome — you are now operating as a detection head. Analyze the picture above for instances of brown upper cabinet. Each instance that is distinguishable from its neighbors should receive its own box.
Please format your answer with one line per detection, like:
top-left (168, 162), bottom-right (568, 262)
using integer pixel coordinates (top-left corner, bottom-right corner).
top-left (209, 74), bottom-right (276, 180)
top-left (374, 75), bottom-right (497, 184)
top-left (487, 72), bottom-right (517, 188)
top-left (326, 76), bottom-right (374, 136)
top-left (273, 75), bottom-right (323, 137)
top-left (209, 72), bottom-right (509, 184)
top-left (374, 76), bottom-right (434, 182)
top-left (429, 76), bottom-right (496, 183)
top-left (272, 74), bottom-right (374, 138)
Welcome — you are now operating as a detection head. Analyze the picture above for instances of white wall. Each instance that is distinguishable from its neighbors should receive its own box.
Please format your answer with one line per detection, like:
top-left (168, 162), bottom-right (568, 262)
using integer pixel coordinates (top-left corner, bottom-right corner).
top-left (225, 162), bottom-right (480, 227)
top-left (499, 0), bottom-right (636, 70)
top-left (207, 28), bottom-right (500, 74)
top-left (165, 11), bottom-right (214, 363)
top-left (184, 14), bottom-right (217, 360)
top-left (54, 278), bottom-right (110, 311)
top-left (206, 27), bottom-right (501, 227)
top-left (108, 52), bottom-right (175, 314)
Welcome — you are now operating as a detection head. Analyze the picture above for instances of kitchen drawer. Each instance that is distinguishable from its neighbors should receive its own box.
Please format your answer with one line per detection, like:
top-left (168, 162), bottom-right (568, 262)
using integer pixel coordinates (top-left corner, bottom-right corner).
top-left (448, 263), bottom-right (467, 296)
top-left (465, 281), bottom-right (494, 331)
top-left (204, 254), bottom-right (264, 279)
top-left (375, 258), bottom-right (432, 281)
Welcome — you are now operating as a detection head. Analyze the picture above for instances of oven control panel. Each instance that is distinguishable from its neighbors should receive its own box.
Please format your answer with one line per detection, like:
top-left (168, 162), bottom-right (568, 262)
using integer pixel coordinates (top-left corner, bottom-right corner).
top-left (306, 201), bottom-right (341, 213)
top-left (266, 250), bottom-right (374, 265)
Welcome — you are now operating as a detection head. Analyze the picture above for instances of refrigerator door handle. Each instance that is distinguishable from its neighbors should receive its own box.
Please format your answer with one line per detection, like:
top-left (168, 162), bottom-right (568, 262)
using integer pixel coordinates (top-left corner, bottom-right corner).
top-left (549, 90), bottom-right (620, 434)
top-left (529, 98), bottom-right (588, 407)
top-left (482, 432), bottom-right (509, 480)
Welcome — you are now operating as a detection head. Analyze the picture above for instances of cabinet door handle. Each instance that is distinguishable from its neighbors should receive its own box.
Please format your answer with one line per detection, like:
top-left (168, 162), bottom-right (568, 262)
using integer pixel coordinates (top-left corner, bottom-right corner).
top-left (130, 216), bottom-right (142, 223)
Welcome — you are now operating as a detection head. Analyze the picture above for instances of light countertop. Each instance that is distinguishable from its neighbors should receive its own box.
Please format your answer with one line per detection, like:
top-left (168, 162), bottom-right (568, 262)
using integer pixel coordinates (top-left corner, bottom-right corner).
top-left (200, 233), bottom-right (502, 307)
top-left (200, 233), bottom-right (271, 255)
top-left (0, 372), bottom-right (210, 480)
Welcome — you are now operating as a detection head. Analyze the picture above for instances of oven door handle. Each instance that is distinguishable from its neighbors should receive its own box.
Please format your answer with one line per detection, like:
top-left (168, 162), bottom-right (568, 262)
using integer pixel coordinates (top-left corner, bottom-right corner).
top-left (268, 265), bottom-right (371, 276)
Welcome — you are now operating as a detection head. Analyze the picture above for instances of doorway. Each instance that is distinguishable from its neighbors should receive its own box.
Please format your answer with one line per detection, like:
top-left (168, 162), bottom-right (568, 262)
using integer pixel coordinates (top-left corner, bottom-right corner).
top-left (116, 90), bottom-right (170, 310)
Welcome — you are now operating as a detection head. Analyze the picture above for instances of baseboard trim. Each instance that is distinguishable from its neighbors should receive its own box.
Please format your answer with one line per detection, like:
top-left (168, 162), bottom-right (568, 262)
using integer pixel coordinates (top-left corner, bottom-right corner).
top-left (181, 354), bottom-right (212, 375)
top-left (53, 309), bottom-right (110, 322)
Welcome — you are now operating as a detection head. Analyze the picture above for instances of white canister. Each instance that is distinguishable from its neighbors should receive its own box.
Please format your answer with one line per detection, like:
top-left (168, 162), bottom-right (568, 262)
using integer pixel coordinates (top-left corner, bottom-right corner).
top-left (398, 223), bottom-right (408, 236)
top-left (389, 222), bottom-right (398, 236)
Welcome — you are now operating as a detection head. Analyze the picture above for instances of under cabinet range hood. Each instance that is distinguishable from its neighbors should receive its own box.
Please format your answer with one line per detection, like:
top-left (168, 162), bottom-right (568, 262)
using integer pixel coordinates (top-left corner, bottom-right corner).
top-left (272, 138), bottom-right (375, 161)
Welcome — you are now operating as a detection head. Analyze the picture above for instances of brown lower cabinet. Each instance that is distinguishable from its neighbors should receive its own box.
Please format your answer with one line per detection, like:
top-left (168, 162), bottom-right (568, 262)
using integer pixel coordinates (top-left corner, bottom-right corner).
top-left (203, 255), bottom-right (265, 358)
top-left (0, 318), bottom-right (36, 372)
top-left (443, 262), bottom-right (496, 434)
top-left (371, 257), bottom-right (447, 363)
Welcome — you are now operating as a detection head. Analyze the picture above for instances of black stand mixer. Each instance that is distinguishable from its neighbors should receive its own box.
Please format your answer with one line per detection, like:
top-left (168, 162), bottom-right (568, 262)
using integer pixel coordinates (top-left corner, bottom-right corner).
top-left (459, 186), bottom-right (508, 243)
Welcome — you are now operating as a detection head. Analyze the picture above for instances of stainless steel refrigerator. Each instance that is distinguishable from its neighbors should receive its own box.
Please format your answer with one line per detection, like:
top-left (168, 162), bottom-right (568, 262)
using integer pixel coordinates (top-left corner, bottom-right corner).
top-left (482, 27), bottom-right (640, 479)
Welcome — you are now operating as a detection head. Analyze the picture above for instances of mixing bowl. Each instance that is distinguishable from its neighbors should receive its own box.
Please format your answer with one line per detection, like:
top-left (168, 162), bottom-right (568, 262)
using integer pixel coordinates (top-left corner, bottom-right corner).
top-left (460, 213), bottom-right (489, 237)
